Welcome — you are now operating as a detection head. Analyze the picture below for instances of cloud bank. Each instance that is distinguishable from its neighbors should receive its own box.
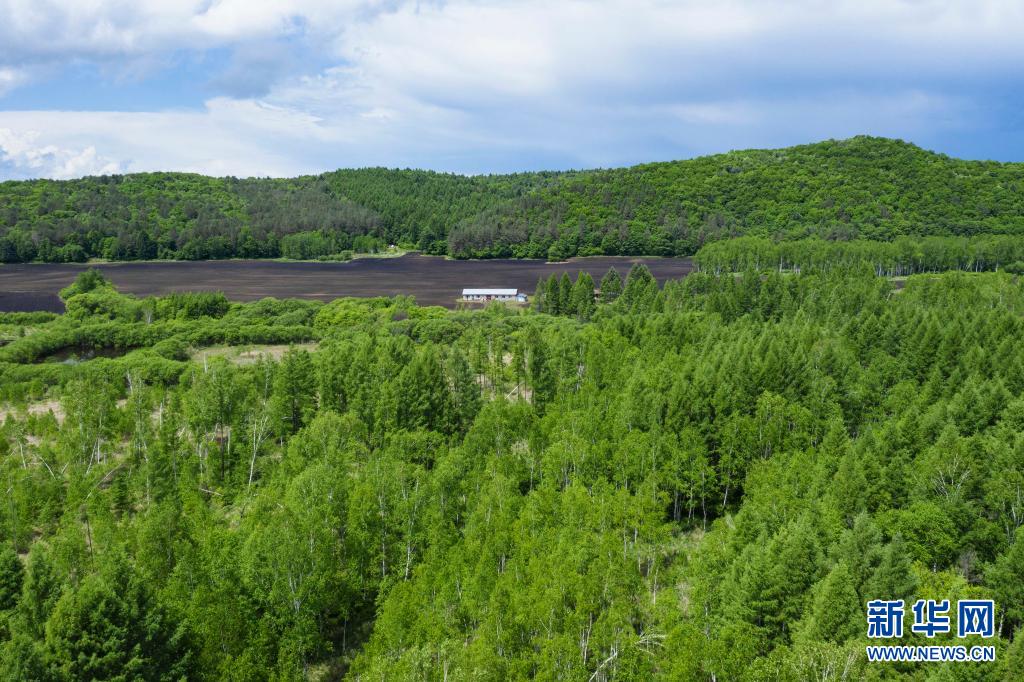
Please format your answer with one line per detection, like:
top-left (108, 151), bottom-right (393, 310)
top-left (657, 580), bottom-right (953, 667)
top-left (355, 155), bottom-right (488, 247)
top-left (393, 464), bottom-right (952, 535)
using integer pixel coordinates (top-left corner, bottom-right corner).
top-left (0, 0), bottom-right (1022, 179)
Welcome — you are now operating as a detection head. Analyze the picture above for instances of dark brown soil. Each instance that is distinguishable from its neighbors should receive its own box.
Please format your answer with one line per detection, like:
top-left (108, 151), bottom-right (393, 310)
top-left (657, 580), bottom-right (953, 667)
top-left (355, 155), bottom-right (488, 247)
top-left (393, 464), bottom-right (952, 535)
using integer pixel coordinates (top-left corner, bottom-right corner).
top-left (0, 254), bottom-right (695, 312)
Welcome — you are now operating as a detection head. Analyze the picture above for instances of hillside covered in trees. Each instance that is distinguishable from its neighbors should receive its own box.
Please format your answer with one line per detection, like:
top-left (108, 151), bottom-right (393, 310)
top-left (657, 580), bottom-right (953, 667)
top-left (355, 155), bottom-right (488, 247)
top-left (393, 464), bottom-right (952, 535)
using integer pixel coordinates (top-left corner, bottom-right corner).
top-left (3, 137), bottom-right (1024, 263)
top-left (1, 265), bottom-right (1023, 679)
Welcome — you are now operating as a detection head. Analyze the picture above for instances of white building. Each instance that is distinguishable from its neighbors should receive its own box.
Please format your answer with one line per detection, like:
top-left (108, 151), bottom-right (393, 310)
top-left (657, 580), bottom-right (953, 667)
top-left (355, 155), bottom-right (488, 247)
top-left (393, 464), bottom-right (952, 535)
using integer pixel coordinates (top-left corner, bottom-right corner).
top-left (462, 288), bottom-right (528, 303)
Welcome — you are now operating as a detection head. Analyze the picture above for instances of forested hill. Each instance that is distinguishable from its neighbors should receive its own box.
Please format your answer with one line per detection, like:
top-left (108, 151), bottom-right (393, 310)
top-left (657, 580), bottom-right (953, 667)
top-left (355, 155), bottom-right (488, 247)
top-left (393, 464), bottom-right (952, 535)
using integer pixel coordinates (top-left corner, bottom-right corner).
top-left (3, 136), bottom-right (1024, 263)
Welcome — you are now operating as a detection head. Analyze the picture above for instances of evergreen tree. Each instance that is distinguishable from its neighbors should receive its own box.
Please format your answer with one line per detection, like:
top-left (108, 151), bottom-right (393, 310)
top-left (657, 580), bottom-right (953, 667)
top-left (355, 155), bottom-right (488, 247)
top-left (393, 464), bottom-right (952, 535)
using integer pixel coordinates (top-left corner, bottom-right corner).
top-left (0, 546), bottom-right (22, 613)
top-left (737, 517), bottom-right (822, 642)
top-left (831, 513), bottom-right (883, 595)
top-left (1002, 627), bottom-right (1024, 680)
top-left (527, 331), bottom-right (555, 414)
top-left (18, 544), bottom-right (61, 639)
top-left (558, 272), bottom-right (573, 315)
top-left (621, 263), bottom-right (658, 311)
top-left (273, 346), bottom-right (317, 434)
top-left (0, 633), bottom-right (49, 681)
top-left (44, 560), bottom-right (193, 681)
top-left (398, 345), bottom-right (455, 433)
top-left (864, 534), bottom-right (918, 602)
top-left (545, 275), bottom-right (561, 315)
top-left (599, 267), bottom-right (623, 303)
top-left (987, 527), bottom-right (1024, 633)
top-left (531, 276), bottom-right (547, 312)
top-left (570, 272), bottom-right (596, 320)
top-left (448, 347), bottom-right (481, 433)
top-left (799, 562), bottom-right (862, 643)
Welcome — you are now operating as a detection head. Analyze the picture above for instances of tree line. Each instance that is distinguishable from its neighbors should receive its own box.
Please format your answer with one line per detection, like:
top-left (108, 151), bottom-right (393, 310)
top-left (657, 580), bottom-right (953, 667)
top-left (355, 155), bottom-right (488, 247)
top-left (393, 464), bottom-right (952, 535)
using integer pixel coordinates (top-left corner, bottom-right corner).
top-left (6, 136), bottom-right (1024, 263)
top-left (695, 234), bottom-right (1024, 275)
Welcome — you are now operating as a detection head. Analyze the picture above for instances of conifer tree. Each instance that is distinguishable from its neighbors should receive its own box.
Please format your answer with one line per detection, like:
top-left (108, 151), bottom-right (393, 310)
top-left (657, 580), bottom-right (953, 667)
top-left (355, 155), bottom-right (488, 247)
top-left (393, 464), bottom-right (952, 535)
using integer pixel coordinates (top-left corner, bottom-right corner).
top-left (799, 562), bottom-right (862, 643)
top-left (448, 347), bottom-right (481, 433)
top-left (44, 559), bottom-right (193, 681)
top-left (1002, 627), bottom-right (1024, 679)
top-left (621, 263), bottom-right (658, 311)
top-left (831, 513), bottom-right (883, 595)
top-left (273, 346), bottom-right (317, 434)
top-left (558, 272), bottom-right (573, 315)
top-left (0, 546), bottom-right (22, 614)
top-left (987, 527), bottom-right (1024, 633)
top-left (17, 545), bottom-right (60, 640)
top-left (545, 275), bottom-right (561, 315)
top-left (527, 331), bottom-right (555, 413)
top-left (398, 345), bottom-right (455, 433)
top-left (532, 276), bottom-right (547, 312)
top-left (599, 267), bottom-right (623, 303)
top-left (863, 534), bottom-right (917, 602)
top-left (0, 633), bottom-right (48, 681)
top-left (570, 272), bottom-right (596, 320)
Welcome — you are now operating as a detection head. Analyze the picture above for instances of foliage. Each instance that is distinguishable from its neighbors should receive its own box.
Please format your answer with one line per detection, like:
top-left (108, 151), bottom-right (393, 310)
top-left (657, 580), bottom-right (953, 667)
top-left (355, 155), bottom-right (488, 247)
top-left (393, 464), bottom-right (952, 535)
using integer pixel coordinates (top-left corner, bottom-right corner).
top-left (1, 266), bottom-right (1023, 679)
top-left (695, 234), bottom-right (1024, 275)
top-left (447, 136), bottom-right (1024, 258)
top-left (7, 137), bottom-right (1024, 262)
top-left (58, 268), bottom-right (112, 300)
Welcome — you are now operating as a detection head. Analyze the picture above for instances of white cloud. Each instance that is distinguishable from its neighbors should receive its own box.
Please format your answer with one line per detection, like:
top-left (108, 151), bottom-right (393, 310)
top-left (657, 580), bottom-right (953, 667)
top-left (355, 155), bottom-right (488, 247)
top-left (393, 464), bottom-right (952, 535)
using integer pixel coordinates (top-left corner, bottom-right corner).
top-left (190, 0), bottom-right (373, 41)
top-left (0, 1), bottom-right (372, 57)
top-left (0, 67), bottom-right (26, 96)
top-left (0, 100), bottom-right (332, 178)
top-left (4, 1), bottom-right (1021, 90)
top-left (0, 87), bottom-right (972, 179)
top-left (0, 128), bottom-right (123, 179)
top-left (331, 0), bottom-right (1024, 102)
top-left (0, 0), bottom-right (1022, 178)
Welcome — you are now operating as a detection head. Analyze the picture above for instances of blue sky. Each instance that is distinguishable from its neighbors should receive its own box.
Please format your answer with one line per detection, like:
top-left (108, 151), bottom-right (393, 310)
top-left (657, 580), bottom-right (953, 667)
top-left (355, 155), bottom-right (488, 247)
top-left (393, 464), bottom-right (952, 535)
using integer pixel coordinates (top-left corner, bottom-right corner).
top-left (1, 0), bottom-right (1023, 179)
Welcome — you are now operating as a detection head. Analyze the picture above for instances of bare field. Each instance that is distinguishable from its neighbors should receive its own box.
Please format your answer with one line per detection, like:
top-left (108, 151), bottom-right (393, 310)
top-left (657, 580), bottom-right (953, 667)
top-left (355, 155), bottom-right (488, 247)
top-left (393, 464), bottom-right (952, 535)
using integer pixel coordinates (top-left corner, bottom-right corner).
top-left (191, 343), bottom-right (319, 366)
top-left (0, 399), bottom-right (64, 424)
top-left (0, 254), bottom-right (695, 312)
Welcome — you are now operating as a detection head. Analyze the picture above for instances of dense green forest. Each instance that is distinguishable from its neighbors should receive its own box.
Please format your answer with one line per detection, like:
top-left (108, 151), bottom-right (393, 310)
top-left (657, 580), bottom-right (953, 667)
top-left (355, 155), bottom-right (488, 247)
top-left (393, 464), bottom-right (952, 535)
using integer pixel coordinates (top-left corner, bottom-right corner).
top-left (1, 265), bottom-right (1023, 679)
top-left (693, 235), bottom-right (1024, 276)
top-left (4, 136), bottom-right (1024, 263)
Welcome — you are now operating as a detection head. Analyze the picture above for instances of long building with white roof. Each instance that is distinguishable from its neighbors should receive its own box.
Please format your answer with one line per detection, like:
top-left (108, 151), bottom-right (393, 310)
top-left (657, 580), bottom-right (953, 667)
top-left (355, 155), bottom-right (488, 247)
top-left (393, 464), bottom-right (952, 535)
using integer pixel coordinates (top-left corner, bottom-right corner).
top-left (461, 288), bottom-right (528, 303)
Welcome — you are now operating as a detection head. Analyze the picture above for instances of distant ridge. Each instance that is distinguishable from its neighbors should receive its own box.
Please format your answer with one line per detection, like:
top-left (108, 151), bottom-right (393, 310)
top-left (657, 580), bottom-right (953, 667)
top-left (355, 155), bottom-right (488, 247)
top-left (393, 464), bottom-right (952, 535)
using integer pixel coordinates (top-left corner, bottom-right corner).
top-left (3, 136), bottom-right (1024, 263)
